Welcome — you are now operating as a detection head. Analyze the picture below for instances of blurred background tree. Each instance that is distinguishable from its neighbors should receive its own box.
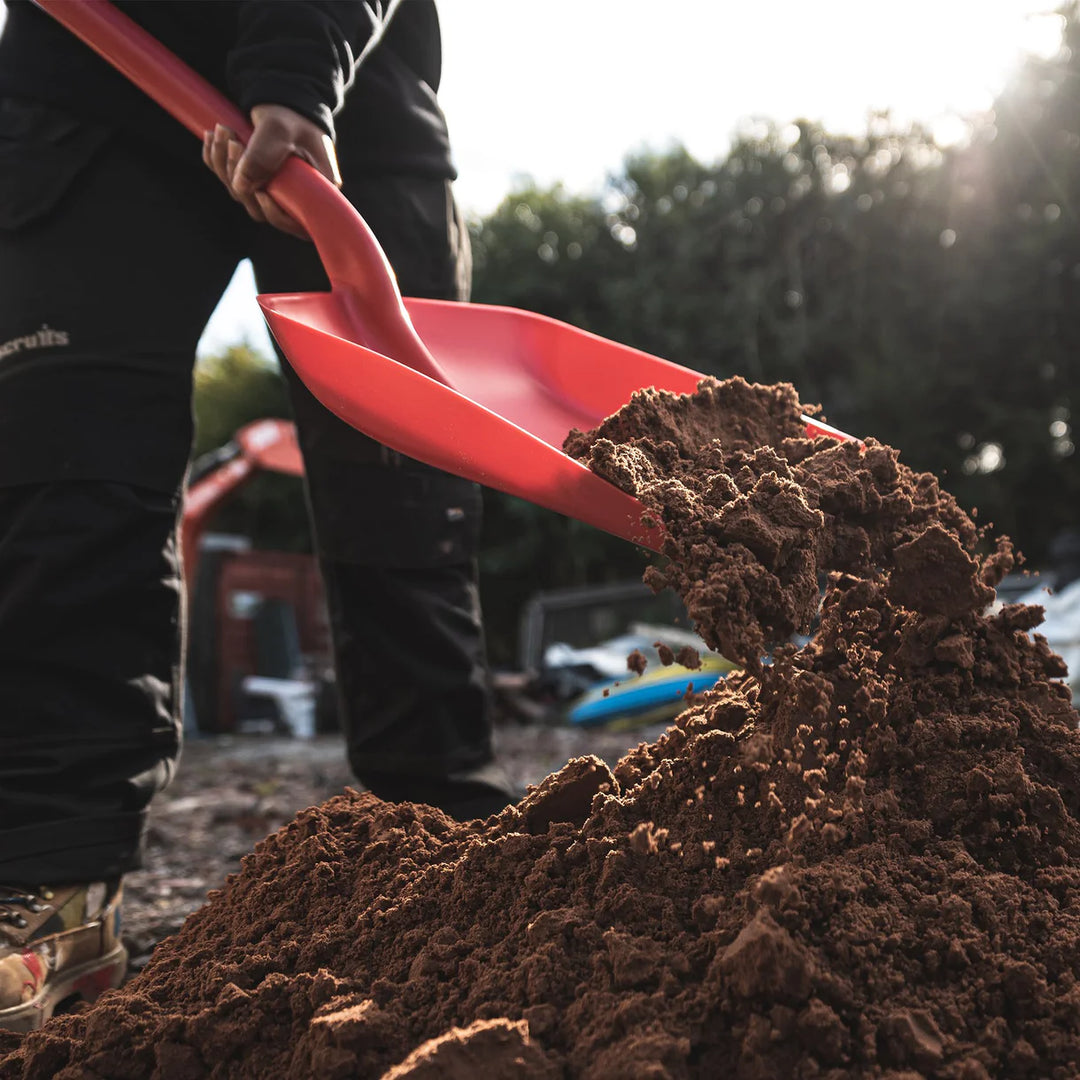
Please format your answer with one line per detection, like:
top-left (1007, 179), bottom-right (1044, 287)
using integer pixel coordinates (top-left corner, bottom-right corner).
top-left (192, 344), bottom-right (290, 456)
top-left (195, 5), bottom-right (1080, 664)
top-left (192, 344), bottom-right (309, 553)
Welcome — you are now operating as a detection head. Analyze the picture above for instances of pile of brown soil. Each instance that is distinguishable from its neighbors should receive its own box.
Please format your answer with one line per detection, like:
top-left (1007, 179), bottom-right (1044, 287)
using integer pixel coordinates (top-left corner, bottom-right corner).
top-left (4, 377), bottom-right (1079, 1079)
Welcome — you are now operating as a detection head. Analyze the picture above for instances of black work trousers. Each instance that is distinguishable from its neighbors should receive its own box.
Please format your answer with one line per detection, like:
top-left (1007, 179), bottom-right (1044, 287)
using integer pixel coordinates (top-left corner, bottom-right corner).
top-left (0, 98), bottom-right (498, 884)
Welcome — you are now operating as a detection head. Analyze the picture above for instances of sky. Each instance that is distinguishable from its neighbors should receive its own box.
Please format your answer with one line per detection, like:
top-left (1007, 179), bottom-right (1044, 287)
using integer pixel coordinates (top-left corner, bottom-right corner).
top-left (198, 0), bottom-right (1066, 357)
top-left (436, 0), bottom-right (1066, 217)
top-left (9, 0), bottom-right (1052, 356)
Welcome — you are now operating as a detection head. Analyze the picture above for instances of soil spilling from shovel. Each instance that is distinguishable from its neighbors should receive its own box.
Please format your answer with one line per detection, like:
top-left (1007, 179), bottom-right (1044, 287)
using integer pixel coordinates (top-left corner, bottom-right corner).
top-left (4, 376), bottom-right (1080, 1079)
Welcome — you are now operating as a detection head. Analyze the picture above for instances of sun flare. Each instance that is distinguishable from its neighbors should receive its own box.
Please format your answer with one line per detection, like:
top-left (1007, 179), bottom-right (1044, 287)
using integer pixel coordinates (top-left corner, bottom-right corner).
top-left (821, 1), bottom-right (1066, 143)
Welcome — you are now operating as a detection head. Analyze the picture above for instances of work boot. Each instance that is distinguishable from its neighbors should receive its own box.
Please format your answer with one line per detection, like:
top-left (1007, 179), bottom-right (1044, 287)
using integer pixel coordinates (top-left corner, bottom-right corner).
top-left (0, 882), bottom-right (127, 1033)
top-left (361, 761), bottom-right (523, 821)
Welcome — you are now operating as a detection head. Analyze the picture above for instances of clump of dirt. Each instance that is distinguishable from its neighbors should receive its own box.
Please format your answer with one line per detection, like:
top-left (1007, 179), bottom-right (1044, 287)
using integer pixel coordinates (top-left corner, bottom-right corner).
top-left (4, 376), bottom-right (1079, 1080)
top-left (675, 645), bottom-right (701, 670)
top-left (654, 643), bottom-right (702, 670)
top-left (656, 640), bottom-right (677, 665)
top-left (567, 376), bottom-right (989, 671)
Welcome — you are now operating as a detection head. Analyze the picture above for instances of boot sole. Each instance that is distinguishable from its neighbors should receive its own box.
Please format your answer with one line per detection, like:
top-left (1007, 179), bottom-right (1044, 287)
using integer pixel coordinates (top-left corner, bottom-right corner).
top-left (0, 943), bottom-right (128, 1034)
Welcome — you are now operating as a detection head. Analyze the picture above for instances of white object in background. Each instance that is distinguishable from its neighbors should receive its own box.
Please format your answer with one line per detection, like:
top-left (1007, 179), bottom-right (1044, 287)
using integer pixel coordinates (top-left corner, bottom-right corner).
top-left (1019, 579), bottom-right (1080, 705)
top-left (240, 676), bottom-right (317, 738)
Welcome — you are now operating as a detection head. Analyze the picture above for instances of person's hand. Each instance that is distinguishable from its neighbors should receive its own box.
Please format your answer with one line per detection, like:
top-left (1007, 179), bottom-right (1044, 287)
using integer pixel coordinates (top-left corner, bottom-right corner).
top-left (202, 104), bottom-right (342, 240)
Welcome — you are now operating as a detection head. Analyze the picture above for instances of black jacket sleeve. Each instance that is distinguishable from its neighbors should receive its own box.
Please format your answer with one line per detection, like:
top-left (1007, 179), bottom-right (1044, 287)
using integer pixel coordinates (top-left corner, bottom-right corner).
top-left (227, 2), bottom-right (398, 139)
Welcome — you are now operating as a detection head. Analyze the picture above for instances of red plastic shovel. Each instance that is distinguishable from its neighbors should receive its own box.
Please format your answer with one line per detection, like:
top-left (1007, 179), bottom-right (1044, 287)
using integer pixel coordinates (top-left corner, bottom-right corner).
top-left (36, 0), bottom-right (854, 552)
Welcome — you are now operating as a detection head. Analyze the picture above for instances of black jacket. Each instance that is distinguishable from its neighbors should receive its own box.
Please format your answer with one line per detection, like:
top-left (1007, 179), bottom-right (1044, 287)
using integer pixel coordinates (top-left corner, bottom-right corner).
top-left (0, 0), bottom-right (455, 178)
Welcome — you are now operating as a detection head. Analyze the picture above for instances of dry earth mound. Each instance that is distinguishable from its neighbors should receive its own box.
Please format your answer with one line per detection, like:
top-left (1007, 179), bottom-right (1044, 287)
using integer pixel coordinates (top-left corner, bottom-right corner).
top-left (3, 377), bottom-right (1078, 1079)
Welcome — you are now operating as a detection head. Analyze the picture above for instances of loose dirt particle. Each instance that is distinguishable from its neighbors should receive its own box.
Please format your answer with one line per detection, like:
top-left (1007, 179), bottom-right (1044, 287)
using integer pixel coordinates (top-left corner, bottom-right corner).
top-left (676, 645), bottom-right (701, 670)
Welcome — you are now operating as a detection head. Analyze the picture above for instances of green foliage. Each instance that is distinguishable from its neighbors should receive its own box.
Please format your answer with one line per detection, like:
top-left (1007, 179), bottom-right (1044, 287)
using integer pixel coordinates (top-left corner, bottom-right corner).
top-left (191, 344), bottom-right (310, 552)
top-left (192, 344), bottom-right (291, 457)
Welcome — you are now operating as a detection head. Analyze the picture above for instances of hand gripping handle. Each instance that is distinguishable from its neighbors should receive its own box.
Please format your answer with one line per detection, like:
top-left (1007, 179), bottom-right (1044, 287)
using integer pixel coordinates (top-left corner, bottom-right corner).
top-left (34, 0), bottom-right (449, 383)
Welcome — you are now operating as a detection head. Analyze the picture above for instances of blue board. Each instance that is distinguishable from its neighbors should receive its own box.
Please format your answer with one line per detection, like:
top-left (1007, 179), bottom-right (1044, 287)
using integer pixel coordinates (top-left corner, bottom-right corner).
top-left (568, 658), bottom-right (733, 728)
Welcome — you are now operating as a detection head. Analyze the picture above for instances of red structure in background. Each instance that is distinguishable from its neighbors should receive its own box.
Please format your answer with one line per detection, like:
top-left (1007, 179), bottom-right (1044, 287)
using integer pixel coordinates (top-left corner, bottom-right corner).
top-left (209, 551), bottom-right (331, 734)
top-left (181, 418), bottom-right (304, 591)
top-left (182, 419), bottom-right (334, 734)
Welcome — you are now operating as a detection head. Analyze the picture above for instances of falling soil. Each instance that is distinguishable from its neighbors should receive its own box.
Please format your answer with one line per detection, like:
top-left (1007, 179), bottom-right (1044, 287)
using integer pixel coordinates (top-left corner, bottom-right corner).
top-left (654, 644), bottom-right (701, 671)
top-left (4, 375), bottom-right (1080, 1079)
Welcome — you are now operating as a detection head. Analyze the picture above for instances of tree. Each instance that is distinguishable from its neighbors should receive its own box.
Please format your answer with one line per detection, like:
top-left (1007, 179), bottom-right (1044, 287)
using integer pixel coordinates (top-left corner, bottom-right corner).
top-left (191, 345), bottom-right (310, 552)
top-left (192, 344), bottom-right (291, 456)
top-left (471, 9), bottom-right (1080, 573)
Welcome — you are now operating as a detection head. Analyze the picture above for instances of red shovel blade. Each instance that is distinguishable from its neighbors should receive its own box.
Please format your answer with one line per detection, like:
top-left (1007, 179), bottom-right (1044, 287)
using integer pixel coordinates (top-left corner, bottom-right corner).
top-left (37, 0), bottom-right (857, 553)
top-left (260, 294), bottom-right (853, 550)
top-left (404, 299), bottom-right (856, 450)
top-left (401, 299), bottom-right (703, 446)
top-left (258, 292), bottom-right (672, 548)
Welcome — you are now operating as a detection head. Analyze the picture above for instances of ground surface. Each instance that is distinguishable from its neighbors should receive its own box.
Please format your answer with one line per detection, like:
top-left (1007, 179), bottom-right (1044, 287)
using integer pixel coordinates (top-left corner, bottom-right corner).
top-left (122, 721), bottom-right (666, 975)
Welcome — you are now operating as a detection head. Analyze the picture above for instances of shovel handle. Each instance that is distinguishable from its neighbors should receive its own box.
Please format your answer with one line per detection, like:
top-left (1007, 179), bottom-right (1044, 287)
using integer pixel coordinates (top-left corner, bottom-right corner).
top-left (34, 0), bottom-right (250, 144)
top-left (33, 0), bottom-right (449, 383)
